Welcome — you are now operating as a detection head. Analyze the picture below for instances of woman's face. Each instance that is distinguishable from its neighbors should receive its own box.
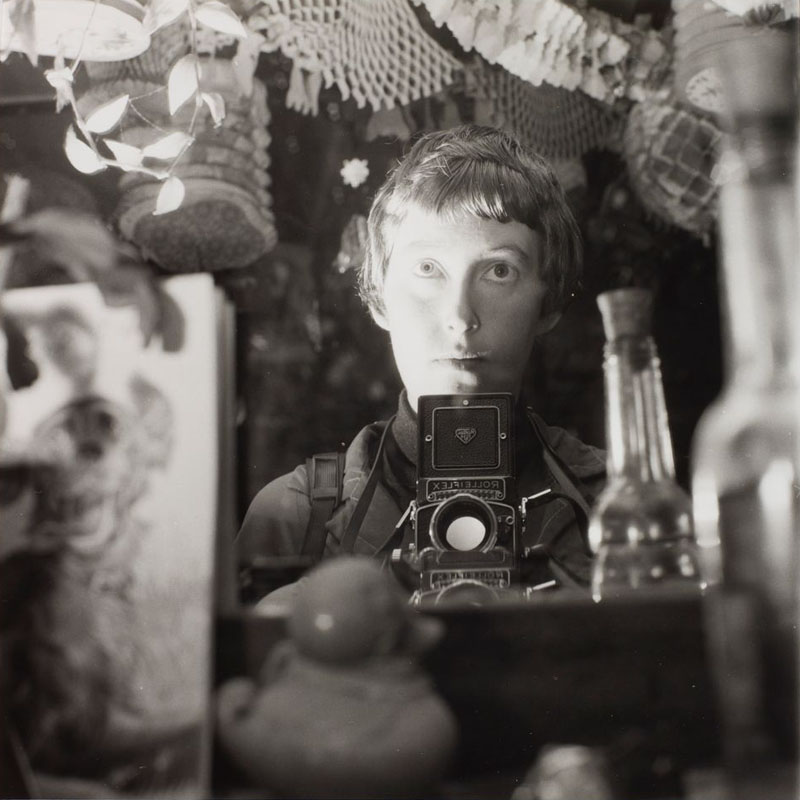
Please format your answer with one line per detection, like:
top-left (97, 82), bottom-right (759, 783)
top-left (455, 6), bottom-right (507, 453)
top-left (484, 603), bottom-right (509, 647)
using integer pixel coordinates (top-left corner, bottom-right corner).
top-left (373, 203), bottom-right (558, 410)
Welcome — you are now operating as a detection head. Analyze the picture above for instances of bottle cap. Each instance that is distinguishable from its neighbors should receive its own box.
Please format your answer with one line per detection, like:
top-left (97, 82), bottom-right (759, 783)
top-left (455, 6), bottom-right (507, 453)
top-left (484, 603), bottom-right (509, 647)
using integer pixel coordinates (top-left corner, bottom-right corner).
top-left (597, 287), bottom-right (653, 341)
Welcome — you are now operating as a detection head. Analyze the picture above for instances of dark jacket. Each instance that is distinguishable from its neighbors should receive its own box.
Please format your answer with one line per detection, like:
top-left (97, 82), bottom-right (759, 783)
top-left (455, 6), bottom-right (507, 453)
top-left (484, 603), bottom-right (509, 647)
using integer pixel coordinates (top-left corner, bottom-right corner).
top-left (238, 400), bottom-right (606, 589)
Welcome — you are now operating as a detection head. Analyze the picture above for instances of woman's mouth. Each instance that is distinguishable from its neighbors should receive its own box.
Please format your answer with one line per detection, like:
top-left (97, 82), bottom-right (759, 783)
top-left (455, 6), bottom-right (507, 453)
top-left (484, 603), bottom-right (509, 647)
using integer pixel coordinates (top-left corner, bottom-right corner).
top-left (434, 352), bottom-right (487, 363)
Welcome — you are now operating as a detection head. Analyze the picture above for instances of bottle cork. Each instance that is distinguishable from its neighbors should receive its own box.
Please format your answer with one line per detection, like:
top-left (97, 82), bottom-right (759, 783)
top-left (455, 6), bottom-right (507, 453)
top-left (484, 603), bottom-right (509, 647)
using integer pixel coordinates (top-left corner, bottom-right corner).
top-left (596, 287), bottom-right (653, 341)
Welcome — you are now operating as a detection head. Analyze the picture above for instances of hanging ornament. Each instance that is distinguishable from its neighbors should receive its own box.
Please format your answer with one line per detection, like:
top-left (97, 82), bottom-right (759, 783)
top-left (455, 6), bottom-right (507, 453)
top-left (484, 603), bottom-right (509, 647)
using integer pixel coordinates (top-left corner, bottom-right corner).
top-left (623, 98), bottom-right (721, 239)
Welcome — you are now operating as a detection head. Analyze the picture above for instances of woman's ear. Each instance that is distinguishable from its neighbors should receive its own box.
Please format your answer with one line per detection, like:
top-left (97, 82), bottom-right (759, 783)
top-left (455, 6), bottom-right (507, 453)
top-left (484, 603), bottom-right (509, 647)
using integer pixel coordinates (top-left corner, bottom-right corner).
top-left (535, 310), bottom-right (562, 336)
top-left (370, 306), bottom-right (390, 331)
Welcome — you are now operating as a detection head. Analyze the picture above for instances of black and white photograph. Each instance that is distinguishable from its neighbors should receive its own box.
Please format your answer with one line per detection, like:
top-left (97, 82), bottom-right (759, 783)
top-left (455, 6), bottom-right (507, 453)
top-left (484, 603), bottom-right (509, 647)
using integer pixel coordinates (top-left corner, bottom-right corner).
top-left (0, 1), bottom-right (798, 798)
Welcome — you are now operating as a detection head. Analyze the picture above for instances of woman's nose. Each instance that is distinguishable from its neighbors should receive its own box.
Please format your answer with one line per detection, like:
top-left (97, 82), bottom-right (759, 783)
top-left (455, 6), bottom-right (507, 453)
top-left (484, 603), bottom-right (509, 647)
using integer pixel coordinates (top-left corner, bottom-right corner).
top-left (444, 280), bottom-right (479, 334)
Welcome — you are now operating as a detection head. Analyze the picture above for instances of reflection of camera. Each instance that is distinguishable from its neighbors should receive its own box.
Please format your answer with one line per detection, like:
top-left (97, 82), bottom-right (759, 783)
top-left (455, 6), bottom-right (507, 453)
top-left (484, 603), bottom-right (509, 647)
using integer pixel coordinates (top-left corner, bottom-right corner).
top-left (394, 393), bottom-right (523, 604)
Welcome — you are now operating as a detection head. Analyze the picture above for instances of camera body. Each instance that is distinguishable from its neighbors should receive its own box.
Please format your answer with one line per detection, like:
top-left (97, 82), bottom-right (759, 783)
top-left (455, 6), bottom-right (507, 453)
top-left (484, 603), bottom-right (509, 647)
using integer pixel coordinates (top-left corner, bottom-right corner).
top-left (397, 393), bottom-right (523, 603)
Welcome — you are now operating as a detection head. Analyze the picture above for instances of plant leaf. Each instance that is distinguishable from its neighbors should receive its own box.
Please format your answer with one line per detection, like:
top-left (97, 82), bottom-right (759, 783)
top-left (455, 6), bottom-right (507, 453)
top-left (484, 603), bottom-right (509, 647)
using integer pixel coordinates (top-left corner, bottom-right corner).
top-left (85, 93), bottom-right (129, 134)
top-left (200, 91), bottom-right (225, 126)
top-left (44, 66), bottom-right (73, 89)
top-left (104, 139), bottom-right (144, 168)
top-left (44, 67), bottom-right (75, 112)
top-left (11, 208), bottom-right (118, 275)
top-left (64, 127), bottom-right (106, 174)
top-left (154, 176), bottom-right (185, 215)
top-left (142, 131), bottom-right (193, 160)
top-left (195, 1), bottom-right (248, 38)
top-left (143, 0), bottom-right (189, 34)
top-left (167, 54), bottom-right (199, 115)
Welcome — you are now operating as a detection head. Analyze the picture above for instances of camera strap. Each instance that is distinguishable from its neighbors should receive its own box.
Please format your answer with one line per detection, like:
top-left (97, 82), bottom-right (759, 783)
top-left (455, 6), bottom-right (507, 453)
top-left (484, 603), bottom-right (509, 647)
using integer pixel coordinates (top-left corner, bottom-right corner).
top-left (527, 411), bottom-right (593, 553)
top-left (339, 416), bottom-right (397, 554)
top-left (301, 451), bottom-right (347, 561)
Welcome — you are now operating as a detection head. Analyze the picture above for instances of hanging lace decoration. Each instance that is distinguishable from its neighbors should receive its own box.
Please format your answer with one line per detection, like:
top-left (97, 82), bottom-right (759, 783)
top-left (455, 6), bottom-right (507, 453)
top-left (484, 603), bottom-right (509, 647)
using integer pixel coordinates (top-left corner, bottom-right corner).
top-left (250, 0), bottom-right (462, 114)
top-left (465, 57), bottom-right (624, 160)
top-left (415, 0), bottom-right (669, 105)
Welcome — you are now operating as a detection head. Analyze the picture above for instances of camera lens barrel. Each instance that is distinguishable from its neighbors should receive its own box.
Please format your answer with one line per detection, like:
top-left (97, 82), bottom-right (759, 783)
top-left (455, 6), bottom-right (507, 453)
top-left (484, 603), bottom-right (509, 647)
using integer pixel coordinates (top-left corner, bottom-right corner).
top-left (429, 493), bottom-right (498, 552)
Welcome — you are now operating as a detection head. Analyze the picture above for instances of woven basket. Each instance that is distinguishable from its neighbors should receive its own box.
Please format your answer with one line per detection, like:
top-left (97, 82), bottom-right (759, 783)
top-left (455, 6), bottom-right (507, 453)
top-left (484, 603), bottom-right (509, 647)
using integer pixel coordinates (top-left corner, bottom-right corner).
top-left (75, 78), bottom-right (168, 120)
top-left (115, 179), bottom-right (277, 272)
top-left (119, 164), bottom-right (270, 202)
top-left (111, 73), bottom-right (276, 272)
top-left (623, 98), bottom-right (721, 237)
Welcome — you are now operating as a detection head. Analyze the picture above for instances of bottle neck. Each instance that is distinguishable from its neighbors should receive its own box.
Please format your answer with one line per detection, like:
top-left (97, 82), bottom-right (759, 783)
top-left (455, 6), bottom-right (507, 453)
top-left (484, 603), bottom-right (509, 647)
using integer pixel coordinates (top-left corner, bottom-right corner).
top-left (603, 337), bottom-right (676, 482)
top-left (717, 123), bottom-right (799, 388)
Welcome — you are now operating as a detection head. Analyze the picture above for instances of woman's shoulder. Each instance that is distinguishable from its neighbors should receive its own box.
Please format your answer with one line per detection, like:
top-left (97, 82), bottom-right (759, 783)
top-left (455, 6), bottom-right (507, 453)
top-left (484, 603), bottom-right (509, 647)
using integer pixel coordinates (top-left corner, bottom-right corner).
top-left (237, 419), bottom-right (390, 558)
top-left (527, 410), bottom-right (606, 480)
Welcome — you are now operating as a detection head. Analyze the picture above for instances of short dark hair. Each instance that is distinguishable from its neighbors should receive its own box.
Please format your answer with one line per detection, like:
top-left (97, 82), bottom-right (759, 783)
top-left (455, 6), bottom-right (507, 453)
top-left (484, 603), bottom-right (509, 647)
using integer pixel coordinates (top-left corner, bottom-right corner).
top-left (360, 124), bottom-right (582, 318)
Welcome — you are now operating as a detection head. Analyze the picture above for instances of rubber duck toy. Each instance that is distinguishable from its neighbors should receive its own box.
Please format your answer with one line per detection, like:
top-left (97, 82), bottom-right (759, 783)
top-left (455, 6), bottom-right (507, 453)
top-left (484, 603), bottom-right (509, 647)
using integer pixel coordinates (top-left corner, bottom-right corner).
top-left (216, 556), bottom-right (459, 799)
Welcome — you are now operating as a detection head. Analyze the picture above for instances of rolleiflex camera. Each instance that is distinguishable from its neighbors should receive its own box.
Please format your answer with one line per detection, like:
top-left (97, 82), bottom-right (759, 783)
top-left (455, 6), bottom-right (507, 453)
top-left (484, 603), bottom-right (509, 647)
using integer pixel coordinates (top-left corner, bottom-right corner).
top-left (392, 393), bottom-right (539, 604)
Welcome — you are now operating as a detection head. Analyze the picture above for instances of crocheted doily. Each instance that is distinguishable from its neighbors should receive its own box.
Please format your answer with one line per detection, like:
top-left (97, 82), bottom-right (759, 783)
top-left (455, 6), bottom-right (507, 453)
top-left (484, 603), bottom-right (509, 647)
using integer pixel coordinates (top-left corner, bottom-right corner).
top-left (249, 0), bottom-right (462, 114)
top-left (466, 57), bottom-right (624, 160)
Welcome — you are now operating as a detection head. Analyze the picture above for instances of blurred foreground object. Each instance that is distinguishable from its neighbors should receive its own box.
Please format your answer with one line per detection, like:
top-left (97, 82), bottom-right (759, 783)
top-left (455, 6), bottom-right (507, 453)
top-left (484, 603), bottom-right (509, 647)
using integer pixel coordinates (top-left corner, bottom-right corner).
top-left (689, 29), bottom-right (799, 798)
top-left (589, 287), bottom-right (701, 600)
top-left (511, 744), bottom-right (614, 800)
top-left (0, 275), bottom-right (225, 797)
top-left (217, 557), bottom-right (456, 798)
top-left (216, 557), bottom-right (457, 799)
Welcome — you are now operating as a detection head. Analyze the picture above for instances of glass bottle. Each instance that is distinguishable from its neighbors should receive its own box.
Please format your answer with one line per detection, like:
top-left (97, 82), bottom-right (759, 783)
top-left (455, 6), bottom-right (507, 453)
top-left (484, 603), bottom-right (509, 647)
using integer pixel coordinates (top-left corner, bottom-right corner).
top-left (689, 32), bottom-right (799, 784)
top-left (589, 287), bottom-right (701, 601)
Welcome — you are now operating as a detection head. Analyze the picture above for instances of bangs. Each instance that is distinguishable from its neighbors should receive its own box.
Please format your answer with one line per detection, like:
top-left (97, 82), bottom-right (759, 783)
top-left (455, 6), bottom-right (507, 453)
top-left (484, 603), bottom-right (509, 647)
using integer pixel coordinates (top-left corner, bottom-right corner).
top-left (386, 158), bottom-right (540, 229)
top-left (362, 125), bottom-right (582, 318)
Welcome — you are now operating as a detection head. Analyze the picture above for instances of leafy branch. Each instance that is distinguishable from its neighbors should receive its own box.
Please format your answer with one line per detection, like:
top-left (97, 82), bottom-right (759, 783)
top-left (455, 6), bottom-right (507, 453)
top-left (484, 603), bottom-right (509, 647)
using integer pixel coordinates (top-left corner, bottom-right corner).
top-left (6, 0), bottom-right (257, 215)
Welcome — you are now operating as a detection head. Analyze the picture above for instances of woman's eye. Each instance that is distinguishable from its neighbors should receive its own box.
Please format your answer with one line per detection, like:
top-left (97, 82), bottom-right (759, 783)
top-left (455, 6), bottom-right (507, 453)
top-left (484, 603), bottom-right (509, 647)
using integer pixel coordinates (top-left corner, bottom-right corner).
top-left (488, 263), bottom-right (514, 281)
top-left (415, 261), bottom-right (438, 276)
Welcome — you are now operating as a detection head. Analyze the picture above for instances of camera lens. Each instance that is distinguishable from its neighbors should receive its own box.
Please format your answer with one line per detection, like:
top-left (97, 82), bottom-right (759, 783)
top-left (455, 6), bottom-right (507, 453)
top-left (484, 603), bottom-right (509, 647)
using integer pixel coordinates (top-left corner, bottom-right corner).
top-left (430, 493), bottom-right (496, 552)
top-left (445, 516), bottom-right (486, 551)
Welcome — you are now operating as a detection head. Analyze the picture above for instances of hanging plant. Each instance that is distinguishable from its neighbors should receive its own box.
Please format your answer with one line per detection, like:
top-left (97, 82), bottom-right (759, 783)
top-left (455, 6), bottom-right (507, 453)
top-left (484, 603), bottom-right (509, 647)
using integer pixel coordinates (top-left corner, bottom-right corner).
top-left (2, 0), bottom-right (264, 217)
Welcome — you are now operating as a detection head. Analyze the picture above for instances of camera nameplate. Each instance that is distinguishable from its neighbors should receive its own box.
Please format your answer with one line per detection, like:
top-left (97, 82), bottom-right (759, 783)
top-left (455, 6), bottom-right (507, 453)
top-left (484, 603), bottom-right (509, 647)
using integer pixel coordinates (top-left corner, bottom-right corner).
top-left (429, 568), bottom-right (512, 590)
top-left (424, 477), bottom-right (507, 502)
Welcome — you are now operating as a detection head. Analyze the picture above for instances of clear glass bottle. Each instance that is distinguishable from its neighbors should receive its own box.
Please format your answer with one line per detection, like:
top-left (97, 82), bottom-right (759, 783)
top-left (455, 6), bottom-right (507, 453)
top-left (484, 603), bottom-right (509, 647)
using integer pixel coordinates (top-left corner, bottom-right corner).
top-left (690, 33), bottom-right (799, 781)
top-left (589, 287), bottom-right (701, 601)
